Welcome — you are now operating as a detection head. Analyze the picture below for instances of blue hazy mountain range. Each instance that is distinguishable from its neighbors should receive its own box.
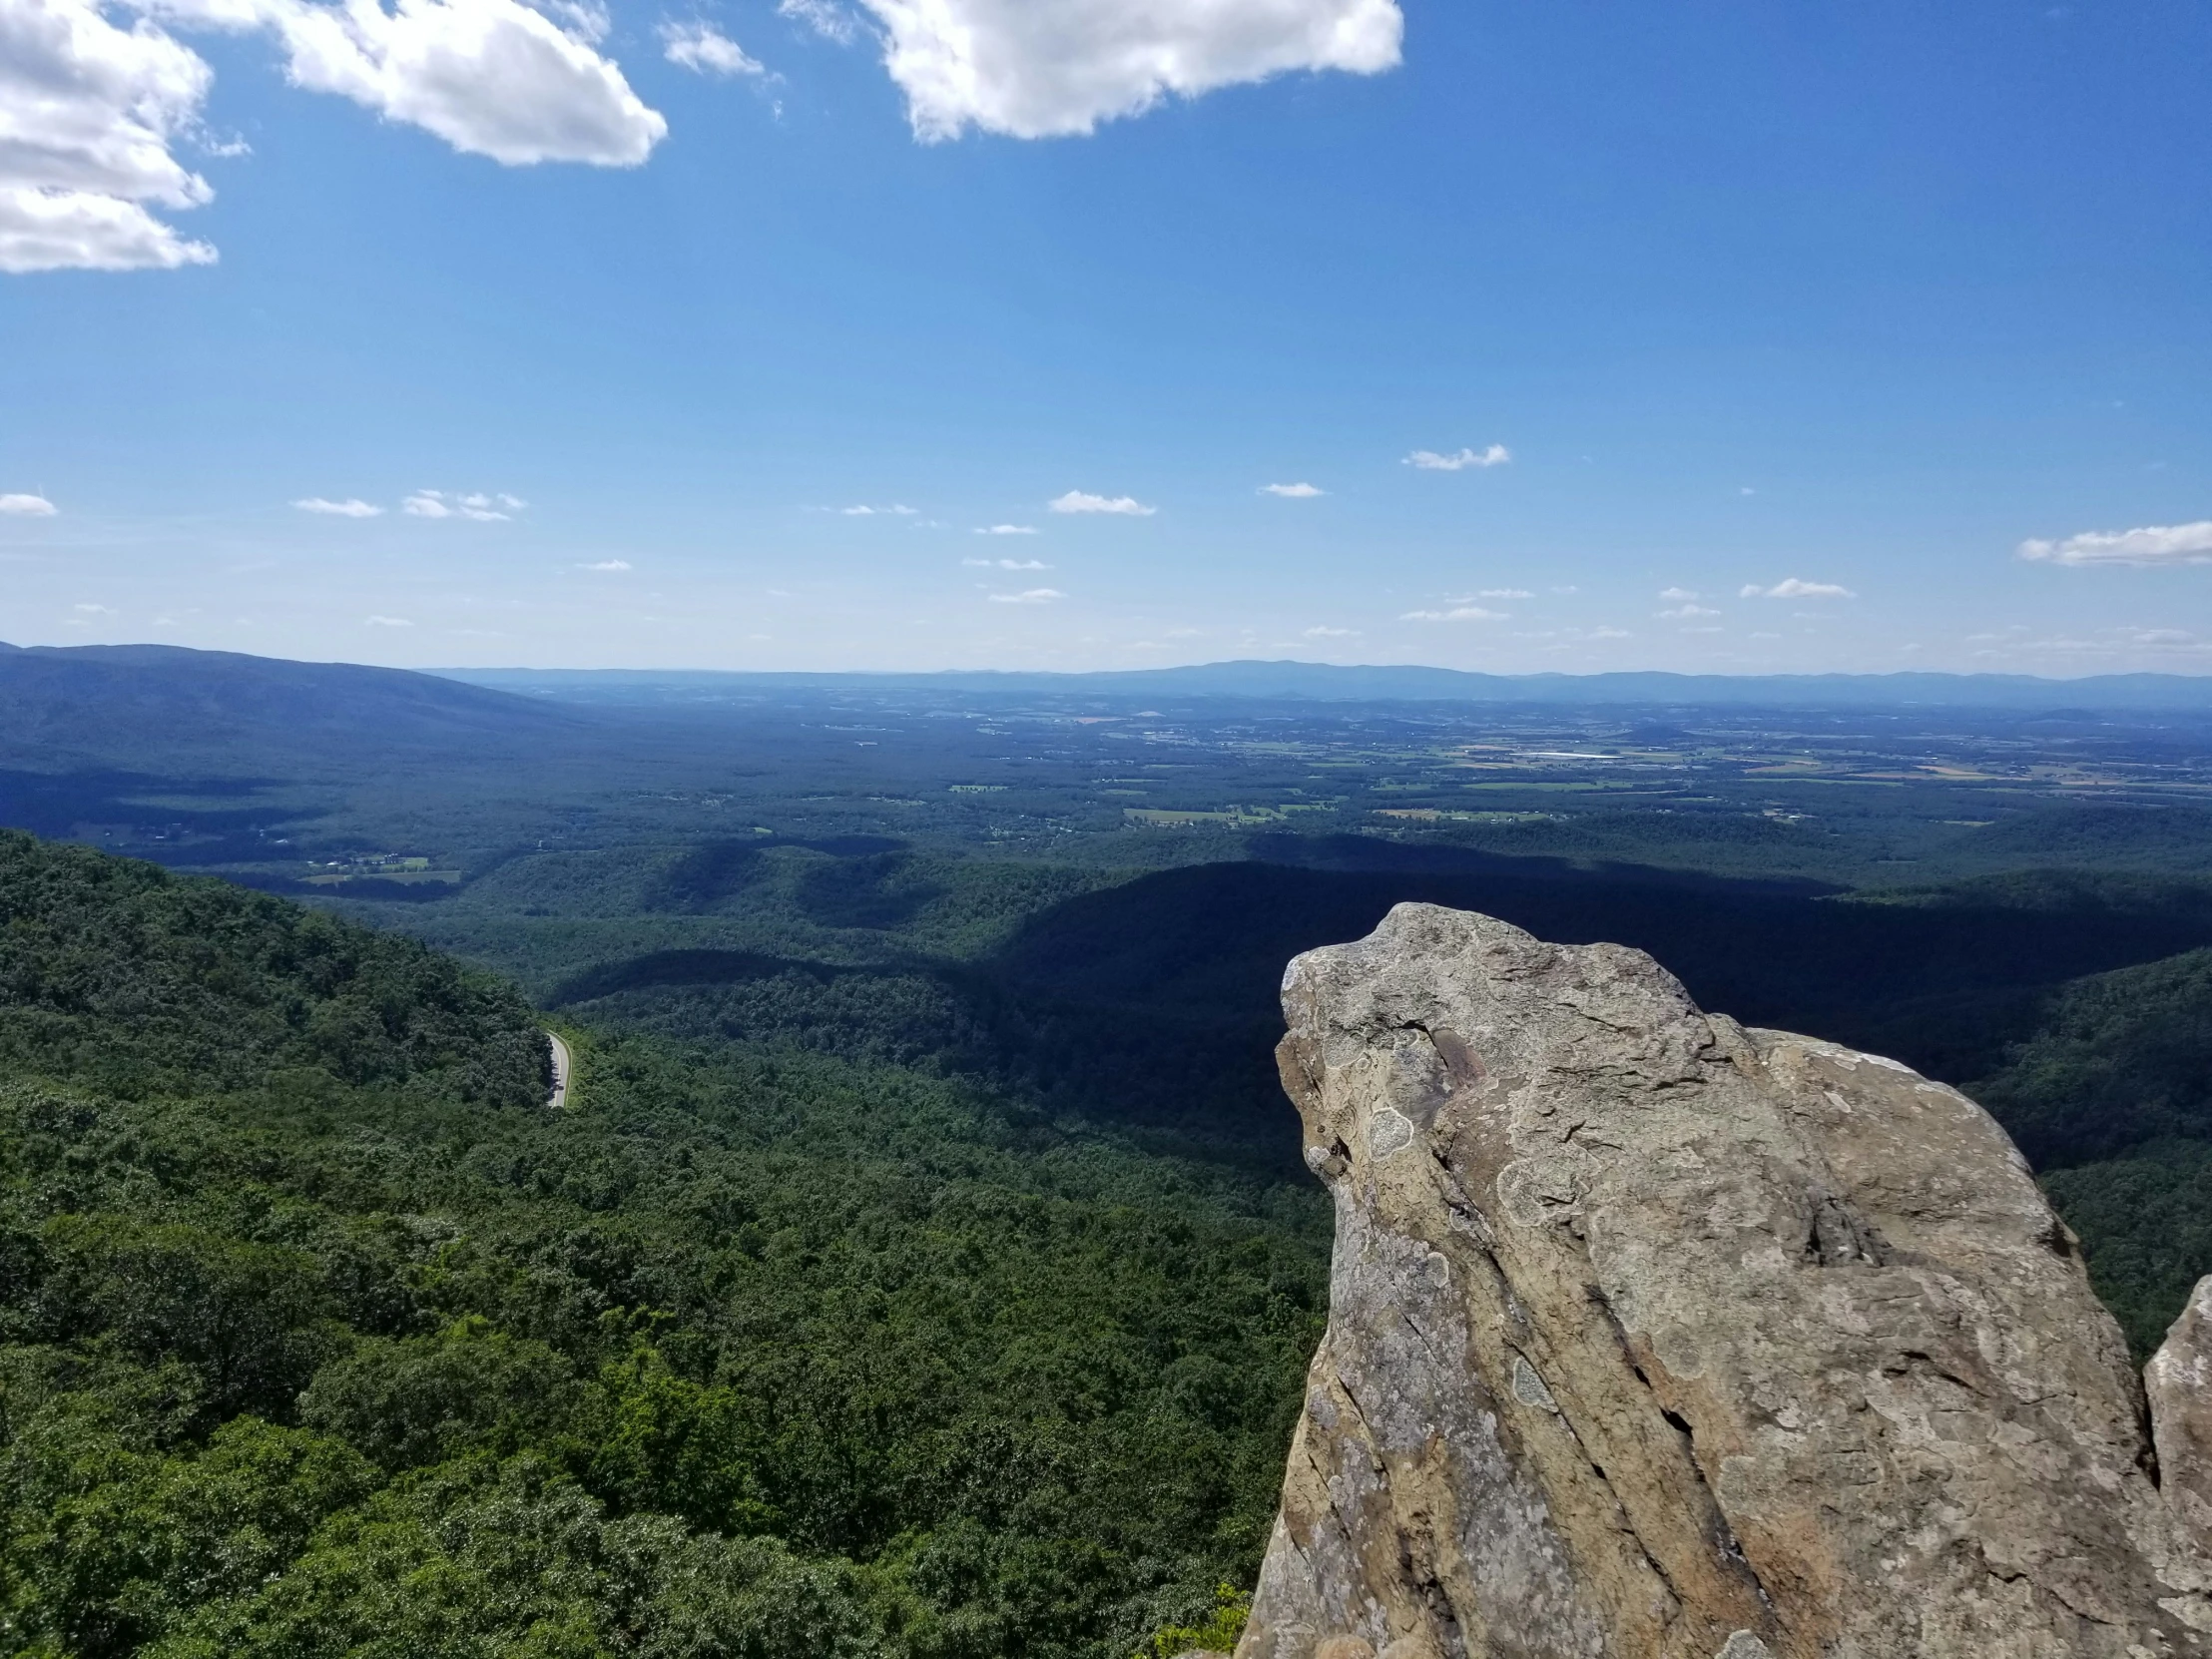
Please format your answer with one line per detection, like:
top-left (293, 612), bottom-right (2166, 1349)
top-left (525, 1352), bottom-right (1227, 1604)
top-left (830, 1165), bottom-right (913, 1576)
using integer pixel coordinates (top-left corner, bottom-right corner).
top-left (445, 658), bottom-right (2212, 711)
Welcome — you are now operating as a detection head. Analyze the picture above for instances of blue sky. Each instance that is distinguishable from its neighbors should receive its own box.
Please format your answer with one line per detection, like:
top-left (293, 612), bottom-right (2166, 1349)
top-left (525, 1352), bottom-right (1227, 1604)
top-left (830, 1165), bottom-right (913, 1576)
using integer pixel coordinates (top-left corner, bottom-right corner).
top-left (3, 0), bottom-right (2209, 674)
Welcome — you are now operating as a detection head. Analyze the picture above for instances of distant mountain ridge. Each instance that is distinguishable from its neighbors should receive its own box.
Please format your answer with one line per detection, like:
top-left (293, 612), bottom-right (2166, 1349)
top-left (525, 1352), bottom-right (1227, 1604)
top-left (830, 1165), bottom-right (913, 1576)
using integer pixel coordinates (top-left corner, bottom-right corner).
top-left (442, 657), bottom-right (2212, 710)
top-left (0, 641), bottom-right (582, 767)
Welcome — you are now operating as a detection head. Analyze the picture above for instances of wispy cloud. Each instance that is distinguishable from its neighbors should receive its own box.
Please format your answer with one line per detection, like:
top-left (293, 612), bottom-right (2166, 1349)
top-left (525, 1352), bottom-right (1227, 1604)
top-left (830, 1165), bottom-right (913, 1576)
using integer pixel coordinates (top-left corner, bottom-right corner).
top-left (1741, 578), bottom-right (1854, 599)
top-left (1261, 481), bottom-right (1325, 498)
top-left (1659, 603), bottom-right (1721, 619)
top-left (1304, 625), bottom-right (1359, 637)
top-left (661, 21), bottom-right (770, 76)
top-left (839, 503), bottom-right (918, 516)
top-left (1658, 586), bottom-right (1698, 601)
top-left (778, 0), bottom-right (860, 44)
top-left (580, 559), bottom-right (632, 571)
top-left (988, 587), bottom-right (1065, 605)
top-left (2017, 521), bottom-right (2212, 567)
top-left (1401, 605), bottom-right (1506, 622)
top-left (74, 602), bottom-right (113, 614)
top-left (1463, 588), bottom-right (1531, 600)
top-left (1050, 490), bottom-right (1155, 516)
top-left (404, 490), bottom-right (524, 521)
top-left (964, 557), bottom-right (1051, 569)
top-left (974, 523), bottom-right (1038, 535)
top-left (365, 615), bottom-right (415, 627)
top-left (293, 497), bottom-right (382, 517)
top-left (1404, 444), bottom-right (1510, 471)
top-left (0, 493), bottom-right (58, 516)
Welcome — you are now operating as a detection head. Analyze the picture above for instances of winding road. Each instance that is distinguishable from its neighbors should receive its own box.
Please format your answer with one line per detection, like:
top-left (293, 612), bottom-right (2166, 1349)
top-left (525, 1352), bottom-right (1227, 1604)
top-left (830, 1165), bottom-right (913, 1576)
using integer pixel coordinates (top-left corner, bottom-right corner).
top-left (546, 1030), bottom-right (573, 1111)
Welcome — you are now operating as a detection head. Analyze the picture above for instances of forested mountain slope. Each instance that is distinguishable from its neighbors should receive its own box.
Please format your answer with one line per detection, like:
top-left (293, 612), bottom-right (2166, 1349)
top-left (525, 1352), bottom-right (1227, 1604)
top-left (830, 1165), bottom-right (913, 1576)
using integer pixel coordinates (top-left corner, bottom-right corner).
top-left (0, 834), bottom-right (1325, 1658)
top-left (0, 644), bottom-right (582, 771)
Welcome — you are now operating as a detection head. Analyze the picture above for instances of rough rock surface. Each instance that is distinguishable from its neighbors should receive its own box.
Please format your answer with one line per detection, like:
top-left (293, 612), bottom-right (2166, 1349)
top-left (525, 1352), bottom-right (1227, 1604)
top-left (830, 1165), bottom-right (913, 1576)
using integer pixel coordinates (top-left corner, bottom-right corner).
top-left (1240, 902), bottom-right (2212, 1659)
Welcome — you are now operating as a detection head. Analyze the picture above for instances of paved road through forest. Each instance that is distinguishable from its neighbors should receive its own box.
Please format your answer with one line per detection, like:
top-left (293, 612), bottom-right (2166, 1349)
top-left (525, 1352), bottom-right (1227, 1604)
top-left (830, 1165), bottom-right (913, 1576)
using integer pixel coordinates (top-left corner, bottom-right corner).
top-left (546, 1030), bottom-right (573, 1110)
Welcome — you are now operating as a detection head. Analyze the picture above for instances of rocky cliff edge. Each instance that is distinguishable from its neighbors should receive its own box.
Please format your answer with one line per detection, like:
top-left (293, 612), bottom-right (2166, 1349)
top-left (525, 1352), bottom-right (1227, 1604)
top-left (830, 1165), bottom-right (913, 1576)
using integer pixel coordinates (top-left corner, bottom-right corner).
top-left (1242, 902), bottom-right (2212, 1659)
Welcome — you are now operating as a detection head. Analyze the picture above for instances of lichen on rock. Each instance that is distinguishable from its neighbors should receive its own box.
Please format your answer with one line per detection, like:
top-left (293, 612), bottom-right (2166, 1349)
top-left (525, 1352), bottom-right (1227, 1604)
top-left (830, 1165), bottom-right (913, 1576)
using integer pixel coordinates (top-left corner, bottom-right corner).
top-left (1241, 902), bottom-right (2212, 1659)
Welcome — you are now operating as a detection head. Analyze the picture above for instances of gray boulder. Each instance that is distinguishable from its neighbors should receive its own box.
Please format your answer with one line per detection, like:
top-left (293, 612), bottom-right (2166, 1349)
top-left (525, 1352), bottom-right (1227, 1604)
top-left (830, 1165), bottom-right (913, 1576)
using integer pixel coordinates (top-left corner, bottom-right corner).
top-left (1241, 902), bottom-right (2212, 1659)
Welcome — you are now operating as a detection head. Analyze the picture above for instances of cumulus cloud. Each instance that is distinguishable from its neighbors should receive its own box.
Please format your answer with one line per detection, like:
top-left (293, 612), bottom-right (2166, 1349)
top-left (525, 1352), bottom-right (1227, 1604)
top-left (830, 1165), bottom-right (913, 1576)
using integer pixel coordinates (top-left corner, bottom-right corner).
top-left (1262, 481), bottom-right (1324, 498)
top-left (1404, 444), bottom-right (1510, 471)
top-left (404, 488), bottom-right (522, 520)
top-left (0, 0), bottom-right (220, 272)
top-left (580, 557), bottom-right (630, 570)
top-left (1658, 586), bottom-right (1698, 601)
top-left (661, 20), bottom-right (765, 75)
top-left (2017, 521), bottom-right (2212, 567)
top-left (292, 495), bottom-right (381, 516)
top-left (973, 523), bottom-right (1037, 535)
top-left (1401, 605), bottom-right (1506, 622)
top-left (1740, 578), bottom-right (1853, 599)
top-left (3, 0), bottom-right (665, 274)
top-left (1050, 489), bottom-right (1154, 516)
top-left (1659, 603), bottom-right (1720, 619)
top-left (147, 0), bottom-right (668, 167)
top-left (988, 587), bottom-right (1063, 604)
top-left (853, 0), bottom-right (1402, 142)
top-left (0, 492), bottom-right (58, 514)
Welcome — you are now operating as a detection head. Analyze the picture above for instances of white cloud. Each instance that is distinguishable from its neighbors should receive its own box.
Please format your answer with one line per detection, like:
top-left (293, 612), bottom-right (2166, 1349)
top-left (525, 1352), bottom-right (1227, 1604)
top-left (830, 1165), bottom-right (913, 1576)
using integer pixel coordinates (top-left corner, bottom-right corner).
top-left (963, 556), bottom-right (1049, 569)
top-left (661, 20), bottom-right (766, 76)
top-left (2017, 521), bottom-right (2212, 567)
top-left (1658, 603), bottom-right (1720, 619)
top-left (1303, 624), bottom-right (1358, 637)
top-left (1050, 489), bottom-right (1154, 516)
top-left (364, 613), bottom-right (414, 626)
top-left (1404, 444), bottom-right (1510, 471)
top-left (973, 522), bottom-right (1037, 535)
top-left (0, 0), bottom-right (220, 272)
top-left (839, 502), bottom-right (917, 515)
top-left (403, 488), bottom-right (519, 520)
top-left (778, 0), bottom-right (856, 43)
top-left (292, 495), bottom-right (381, 516)
top-left (73, 600), bottom-right (113, 612)
top-left (1657, 586), bottom-right (1698, 601)
top-left (177, 0), bottom-right (665, 166)
top-left (580, 557), bottom-right (630, 570)
top-left (0, 180), bottom-right (218, 272)
top-left (1588, 626), bottom-right (1630, 639)
top-left (1262, 481), bottom-right (1324, 498)
top-left (853, 0), bottom-right (1402, 142)
top-left (1470, 587), bottom-right (1531, 600)
top-left (0, 492), bottom-right (58, 515)
top-left (1400, 605), bottom-right (1505, 622)
top-left (3, 0), bottom-right (664, 275)
top-left (1740, 578), bottom-right (1854, 599)
top-left (988, 587), bottom-right (1064, 604)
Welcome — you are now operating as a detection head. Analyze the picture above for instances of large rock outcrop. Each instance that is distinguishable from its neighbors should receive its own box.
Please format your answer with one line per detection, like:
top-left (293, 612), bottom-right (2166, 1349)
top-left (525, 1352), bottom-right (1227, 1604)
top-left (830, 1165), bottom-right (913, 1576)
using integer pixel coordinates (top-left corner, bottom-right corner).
top-left (1242, 903), bottom-right (2212, 1659)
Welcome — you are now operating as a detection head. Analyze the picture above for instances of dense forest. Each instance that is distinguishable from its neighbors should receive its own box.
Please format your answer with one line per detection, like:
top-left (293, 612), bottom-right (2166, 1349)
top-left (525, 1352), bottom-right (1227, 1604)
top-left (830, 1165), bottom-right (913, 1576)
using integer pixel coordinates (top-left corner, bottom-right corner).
top-left (11, 757), bottom-right (2212, 1650)
top-left (0, 834), bottom-right (1325, 1657)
